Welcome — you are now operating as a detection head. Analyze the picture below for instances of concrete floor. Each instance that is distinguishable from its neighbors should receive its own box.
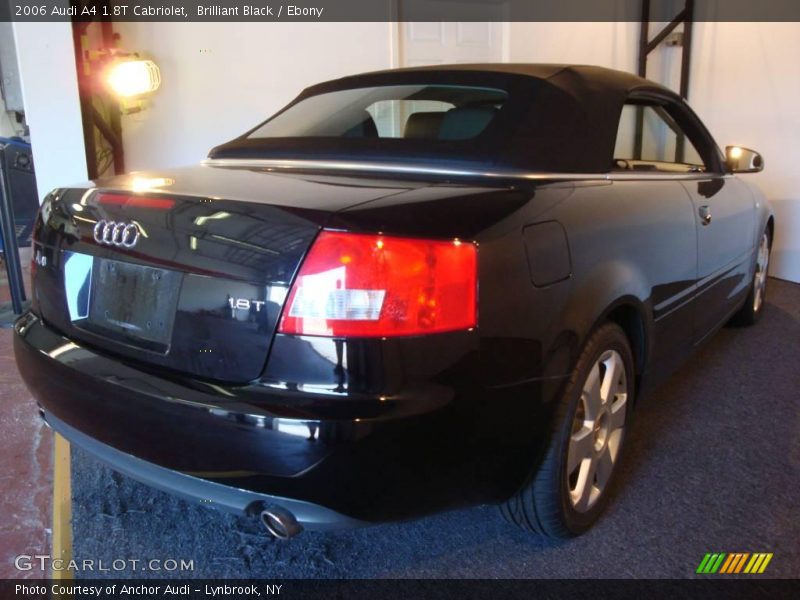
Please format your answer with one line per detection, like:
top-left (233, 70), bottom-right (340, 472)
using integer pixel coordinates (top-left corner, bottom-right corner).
top-left (0, 250), bottom-right (53, 579)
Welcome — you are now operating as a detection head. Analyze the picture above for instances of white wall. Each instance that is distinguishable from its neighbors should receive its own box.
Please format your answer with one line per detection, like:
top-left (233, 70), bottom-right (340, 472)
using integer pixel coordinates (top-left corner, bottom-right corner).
top-left (689, 23), bottom-right (800, 283)
top-left (509, 22), bottom-right (800, 283)
top-left (508, 22), bottom-right (638, 71)
top-left (12, 22), bottom-right (88, 199)
top-left (114, 23), bottom-right (398, 170)
top-left (106, 21), bottom-right (800, 282)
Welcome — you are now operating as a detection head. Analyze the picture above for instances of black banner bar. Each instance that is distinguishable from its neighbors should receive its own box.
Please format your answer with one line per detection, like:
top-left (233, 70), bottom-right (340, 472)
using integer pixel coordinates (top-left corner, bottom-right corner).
top-left (2, 0), bottom-right (800, 22)
top-left (4, 579), bottom-right (800, 600)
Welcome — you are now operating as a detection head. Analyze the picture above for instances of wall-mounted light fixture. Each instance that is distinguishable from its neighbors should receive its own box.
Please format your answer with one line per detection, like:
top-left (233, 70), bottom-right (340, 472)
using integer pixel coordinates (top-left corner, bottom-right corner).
top-left (74, 22), bottom-right (164, 179)
top-left (106, 59), bottom-right (161, 98)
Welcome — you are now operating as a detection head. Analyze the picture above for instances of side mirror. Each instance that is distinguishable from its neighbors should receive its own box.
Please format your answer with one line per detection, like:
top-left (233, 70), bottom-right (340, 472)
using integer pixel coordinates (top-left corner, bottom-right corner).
top-left (725, 145), bottom-right (764, 173)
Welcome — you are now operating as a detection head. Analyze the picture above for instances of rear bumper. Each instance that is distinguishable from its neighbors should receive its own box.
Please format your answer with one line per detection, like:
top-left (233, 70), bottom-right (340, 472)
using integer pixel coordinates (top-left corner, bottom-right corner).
top-left (14, 312), bottom-right (544, 524)
top-left (44, 411), bottom-right (362, 530)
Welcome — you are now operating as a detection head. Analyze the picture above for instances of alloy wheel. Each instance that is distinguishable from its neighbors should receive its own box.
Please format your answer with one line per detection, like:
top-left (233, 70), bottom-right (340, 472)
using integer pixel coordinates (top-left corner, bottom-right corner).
top-left (566, 349), bottom-right (628, 513)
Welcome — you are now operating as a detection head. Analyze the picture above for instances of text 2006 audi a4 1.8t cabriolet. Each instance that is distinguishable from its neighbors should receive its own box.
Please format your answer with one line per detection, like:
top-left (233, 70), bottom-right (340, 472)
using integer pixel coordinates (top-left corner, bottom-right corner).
top-left (14, 65), bottom-right (772, 539)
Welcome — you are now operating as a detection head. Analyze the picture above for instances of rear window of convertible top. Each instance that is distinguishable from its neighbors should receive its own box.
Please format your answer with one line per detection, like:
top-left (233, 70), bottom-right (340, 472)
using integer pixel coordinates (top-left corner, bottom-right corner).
top-left (247, 85), bottom-right (508, 142)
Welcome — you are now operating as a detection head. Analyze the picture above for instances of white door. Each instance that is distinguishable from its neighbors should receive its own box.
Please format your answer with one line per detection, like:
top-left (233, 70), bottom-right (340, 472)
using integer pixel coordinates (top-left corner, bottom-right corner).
top-left (399, 6), bottom-right (507, 67)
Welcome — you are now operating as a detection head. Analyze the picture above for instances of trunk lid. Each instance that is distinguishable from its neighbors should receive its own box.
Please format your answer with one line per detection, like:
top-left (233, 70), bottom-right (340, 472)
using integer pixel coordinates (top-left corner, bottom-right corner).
top-left (32, 165), bottom-right (416, 383)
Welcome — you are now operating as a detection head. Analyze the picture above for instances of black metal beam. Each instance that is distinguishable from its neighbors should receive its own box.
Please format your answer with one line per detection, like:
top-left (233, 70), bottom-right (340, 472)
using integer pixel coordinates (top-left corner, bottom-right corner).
top-left (71, 17), bottom-right (126, 179)
top-left (679, 0), bottom-right (695, 99)
top-left (100, 18), bottom-right (125, 175)
top-left (88, 103), bottom-right (122, 150)
top-left (636, 0), bottom-right (695, 163)
top-left (676, 0), bottom-right (695, 161)
top-left (634, 0), bottom-right (650, 159)
top-left (645, 9), bottom-right (688, 54)
top-left (637, 0), bottom-right (650, 78)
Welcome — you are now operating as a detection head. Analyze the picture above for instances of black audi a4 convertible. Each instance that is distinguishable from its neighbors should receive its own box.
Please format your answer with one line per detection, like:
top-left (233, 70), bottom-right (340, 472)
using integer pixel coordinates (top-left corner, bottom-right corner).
top-left (14, 65), bottom-right (773, 539)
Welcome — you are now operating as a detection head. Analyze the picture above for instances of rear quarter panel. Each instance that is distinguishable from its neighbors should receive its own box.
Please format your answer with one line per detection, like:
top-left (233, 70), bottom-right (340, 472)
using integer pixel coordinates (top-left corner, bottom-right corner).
top-left (540, 179), bottom-right (699, 377)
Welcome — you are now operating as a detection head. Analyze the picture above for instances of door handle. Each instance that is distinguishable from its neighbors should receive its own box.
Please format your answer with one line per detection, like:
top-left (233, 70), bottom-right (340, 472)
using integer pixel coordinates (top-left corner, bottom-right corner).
top-left (698, 205), bottom-right (712, 226)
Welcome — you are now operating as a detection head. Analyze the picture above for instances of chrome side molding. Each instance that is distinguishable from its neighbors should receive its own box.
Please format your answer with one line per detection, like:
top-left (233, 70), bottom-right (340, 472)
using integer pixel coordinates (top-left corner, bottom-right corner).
top-left (201, 158), bottom-right (728, 183)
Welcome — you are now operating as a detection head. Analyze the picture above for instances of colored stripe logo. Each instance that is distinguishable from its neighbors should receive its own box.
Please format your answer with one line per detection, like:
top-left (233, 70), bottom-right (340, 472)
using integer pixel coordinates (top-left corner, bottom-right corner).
top-left (697, 552), bottom-right (773, 574)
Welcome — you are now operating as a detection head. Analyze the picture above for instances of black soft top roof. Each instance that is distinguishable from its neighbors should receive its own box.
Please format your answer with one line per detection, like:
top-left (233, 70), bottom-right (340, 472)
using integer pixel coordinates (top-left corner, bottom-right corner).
top-left (311, 63), bottom-right (673, 97)
top-left (210, 64), bottom-right (681, 173)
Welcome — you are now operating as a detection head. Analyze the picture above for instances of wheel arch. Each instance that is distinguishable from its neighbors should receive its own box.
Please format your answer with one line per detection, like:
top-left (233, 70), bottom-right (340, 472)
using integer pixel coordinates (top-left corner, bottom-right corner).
top-left (766, 215), bottom-right (775, 245)
top-left (592, 297), bottom-right (650, 398)
top-left (559, 261), bottom-right (653, 398)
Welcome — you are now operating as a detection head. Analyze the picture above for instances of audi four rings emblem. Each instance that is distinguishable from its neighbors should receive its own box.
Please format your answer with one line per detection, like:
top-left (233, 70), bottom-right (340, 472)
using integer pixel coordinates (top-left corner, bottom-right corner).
top-left (93, 220), bottom-right (141, 248)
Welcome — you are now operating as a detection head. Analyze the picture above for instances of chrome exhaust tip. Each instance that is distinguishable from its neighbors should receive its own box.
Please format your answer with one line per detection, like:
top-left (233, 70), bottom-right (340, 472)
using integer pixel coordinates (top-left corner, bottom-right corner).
top-left (259, 505), bottom-right (302, 539)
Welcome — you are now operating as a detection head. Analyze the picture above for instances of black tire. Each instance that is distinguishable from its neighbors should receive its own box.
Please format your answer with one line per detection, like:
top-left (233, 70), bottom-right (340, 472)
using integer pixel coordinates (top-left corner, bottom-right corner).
top-left (730, 228), bottom-right (771, 326)
top-left (500, 322), bottom-right (634, 538)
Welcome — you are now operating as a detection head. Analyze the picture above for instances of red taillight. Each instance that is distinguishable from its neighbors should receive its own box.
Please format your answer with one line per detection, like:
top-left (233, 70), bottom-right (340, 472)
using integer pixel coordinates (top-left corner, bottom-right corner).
top-left (278, 231), bottom-right (477, 338)
top-left (96, 193), bottom-right (175, 210)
